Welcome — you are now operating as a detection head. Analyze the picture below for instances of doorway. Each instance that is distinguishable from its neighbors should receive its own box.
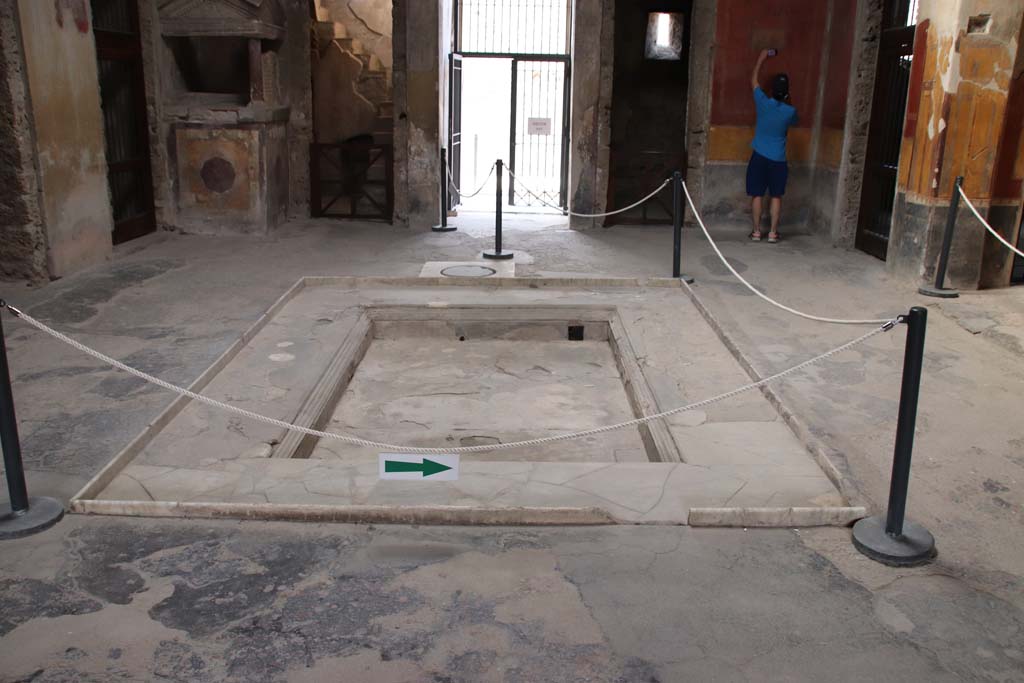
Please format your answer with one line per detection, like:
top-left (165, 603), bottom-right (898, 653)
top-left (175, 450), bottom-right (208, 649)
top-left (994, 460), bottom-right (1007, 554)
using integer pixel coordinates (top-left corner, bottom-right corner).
top-left (606, 0), bottom-right (691, 224)
top-left (855, 0), bottom-right (919, 260)
top-left (451, 0), bottom-right (571, 215)
top-left (91, 0), bottom-right (157, 245)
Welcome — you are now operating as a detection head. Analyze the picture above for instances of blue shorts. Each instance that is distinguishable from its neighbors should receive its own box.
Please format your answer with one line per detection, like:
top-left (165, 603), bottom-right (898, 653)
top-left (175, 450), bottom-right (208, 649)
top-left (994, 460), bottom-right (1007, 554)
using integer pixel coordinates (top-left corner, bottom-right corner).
top-left (746, 151), bottom-right (788, 197)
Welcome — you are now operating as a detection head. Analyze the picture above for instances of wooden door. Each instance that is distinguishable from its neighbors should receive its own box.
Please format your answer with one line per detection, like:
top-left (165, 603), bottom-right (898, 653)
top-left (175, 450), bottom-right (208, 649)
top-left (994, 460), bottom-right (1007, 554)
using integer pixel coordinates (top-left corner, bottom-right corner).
top-left (855, 0), bottom-right (917, 259)
top-left (91, 0), bottom-right (156, 244)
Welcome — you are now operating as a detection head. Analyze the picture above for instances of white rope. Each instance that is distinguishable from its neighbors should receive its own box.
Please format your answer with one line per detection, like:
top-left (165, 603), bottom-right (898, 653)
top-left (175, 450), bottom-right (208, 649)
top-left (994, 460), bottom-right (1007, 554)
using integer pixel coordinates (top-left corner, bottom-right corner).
top-left (447, 162), bottom-right (496, 199)
top-left (5, 304), bottom-right (894, 455)
top-left (680, 181), bottom-right (894, 325)
top-left (506, 168), bottom-right (671, 218)
top-left (959, 185), bottom-right (1024, 259)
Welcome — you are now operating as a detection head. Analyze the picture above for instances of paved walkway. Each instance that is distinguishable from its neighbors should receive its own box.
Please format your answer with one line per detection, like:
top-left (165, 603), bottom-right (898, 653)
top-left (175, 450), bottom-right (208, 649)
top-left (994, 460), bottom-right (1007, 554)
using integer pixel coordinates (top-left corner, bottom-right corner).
top-left (1, 216), bottom-right (1022, 681)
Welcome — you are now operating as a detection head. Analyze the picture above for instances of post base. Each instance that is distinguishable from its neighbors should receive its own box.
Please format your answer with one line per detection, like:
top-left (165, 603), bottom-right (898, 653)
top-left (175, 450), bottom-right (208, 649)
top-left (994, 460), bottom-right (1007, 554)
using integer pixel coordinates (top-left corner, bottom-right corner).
top-left (0, 497), bottom-right (64, 540)
top-left (431, 224), bottom-right (457, 233)
top-left (483, 250), bottom-right (514, 260)
top-left (852, 515), bottom-right (936, 567)
top-left (918, 285), bottom-right (959, 299)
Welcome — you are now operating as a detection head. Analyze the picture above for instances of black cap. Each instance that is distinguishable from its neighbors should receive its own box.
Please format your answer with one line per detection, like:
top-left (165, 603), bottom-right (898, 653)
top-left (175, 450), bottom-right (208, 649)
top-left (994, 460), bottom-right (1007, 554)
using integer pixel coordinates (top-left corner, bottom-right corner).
top-left (772, 73), bottom-right (790, 101)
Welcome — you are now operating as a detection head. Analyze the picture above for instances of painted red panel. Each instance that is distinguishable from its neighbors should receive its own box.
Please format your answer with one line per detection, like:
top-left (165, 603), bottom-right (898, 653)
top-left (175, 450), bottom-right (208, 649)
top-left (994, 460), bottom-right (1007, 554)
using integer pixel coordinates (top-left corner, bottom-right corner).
top-left (55, 0), bottom-right (90, 33)
top-left (711, 0), bottom-right (828, 127)
top-left (903, 20), bottom-right (930, 138)
top-left (821, 0), bottom-right (857, 129)
top-left (992, 62), bottom-right (1024, 200)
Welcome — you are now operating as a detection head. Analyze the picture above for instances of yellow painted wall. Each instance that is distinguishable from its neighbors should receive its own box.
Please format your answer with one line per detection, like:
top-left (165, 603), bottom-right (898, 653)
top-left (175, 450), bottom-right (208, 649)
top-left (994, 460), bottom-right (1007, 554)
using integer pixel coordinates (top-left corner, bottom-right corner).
top-left (17, 0), bottom-right (111, 277)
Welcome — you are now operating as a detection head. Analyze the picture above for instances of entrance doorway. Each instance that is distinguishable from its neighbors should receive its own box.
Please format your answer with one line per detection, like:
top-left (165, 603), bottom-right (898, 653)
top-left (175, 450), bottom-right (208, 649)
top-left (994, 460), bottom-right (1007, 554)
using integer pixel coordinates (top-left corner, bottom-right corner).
top-left (451, 0), bottom-right (571, 215)
top-left (607, 0), bottom-right (691, 224)
top-left (91, 0), bottom-right (157, 244)
top-left (855, 0), bottom-right (919, 260)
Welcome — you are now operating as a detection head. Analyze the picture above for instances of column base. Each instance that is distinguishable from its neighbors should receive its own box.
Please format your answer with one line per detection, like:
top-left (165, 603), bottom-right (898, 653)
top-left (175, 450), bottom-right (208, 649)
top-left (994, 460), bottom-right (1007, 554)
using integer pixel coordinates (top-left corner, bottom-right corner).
top-left (852, 515), bottom-right (936, 567)
top-left (0, 497), bottom-right (64, 540)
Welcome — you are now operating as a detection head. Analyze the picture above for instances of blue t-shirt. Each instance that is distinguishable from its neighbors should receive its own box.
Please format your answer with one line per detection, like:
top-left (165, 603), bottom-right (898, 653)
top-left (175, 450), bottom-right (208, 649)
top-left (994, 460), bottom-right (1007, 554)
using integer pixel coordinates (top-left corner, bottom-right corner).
top-left (752, 87), bottom-right (798, 162)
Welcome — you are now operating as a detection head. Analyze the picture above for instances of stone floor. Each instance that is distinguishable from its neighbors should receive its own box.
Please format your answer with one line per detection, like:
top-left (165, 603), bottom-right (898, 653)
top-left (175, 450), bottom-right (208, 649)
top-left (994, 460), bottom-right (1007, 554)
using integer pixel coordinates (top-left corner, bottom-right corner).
top-left (1, 215), bottom-right (1022, 680)
top-left (80, 279), bottom-right (848, 524)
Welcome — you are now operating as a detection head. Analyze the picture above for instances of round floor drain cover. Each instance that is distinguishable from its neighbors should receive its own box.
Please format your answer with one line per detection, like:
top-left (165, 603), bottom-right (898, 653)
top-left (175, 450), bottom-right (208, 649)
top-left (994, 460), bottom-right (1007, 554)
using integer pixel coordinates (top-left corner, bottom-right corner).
top-left (441, 265), bottom-right (497, 278)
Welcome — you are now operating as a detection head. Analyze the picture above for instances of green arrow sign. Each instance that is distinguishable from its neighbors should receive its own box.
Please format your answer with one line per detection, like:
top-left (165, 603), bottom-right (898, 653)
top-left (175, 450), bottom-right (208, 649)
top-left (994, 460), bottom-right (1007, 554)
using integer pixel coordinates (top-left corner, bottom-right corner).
top-left (384, 457), bottom-right (453, 478)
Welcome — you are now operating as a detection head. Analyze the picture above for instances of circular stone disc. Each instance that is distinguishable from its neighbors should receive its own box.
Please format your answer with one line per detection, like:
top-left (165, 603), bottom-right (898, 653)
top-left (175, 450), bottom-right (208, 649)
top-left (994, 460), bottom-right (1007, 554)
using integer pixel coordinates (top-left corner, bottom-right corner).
top-left (441, 265), bottom-right (497, 278)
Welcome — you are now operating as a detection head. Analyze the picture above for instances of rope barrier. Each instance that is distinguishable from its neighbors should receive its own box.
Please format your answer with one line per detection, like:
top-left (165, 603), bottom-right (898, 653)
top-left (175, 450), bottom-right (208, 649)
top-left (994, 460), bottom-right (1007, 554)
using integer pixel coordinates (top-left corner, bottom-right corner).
top-left (680, 181), bottom-right (896, 326)
top-left (959, 185), bottom-right (1024, 259)
top-left (4, 302), bottom-right (895, 456)
top-left (505, 168), bottom-right (671, 218)
top-left (447, 162), bottom-right (496, 199)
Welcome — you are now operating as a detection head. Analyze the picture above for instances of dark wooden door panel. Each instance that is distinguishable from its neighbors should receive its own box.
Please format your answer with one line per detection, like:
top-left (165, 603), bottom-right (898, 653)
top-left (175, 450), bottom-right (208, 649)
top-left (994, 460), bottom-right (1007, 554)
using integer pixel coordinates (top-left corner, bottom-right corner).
top-left (92, 0), bottom-right (156, 245)
top-left (856, 5), bottom-right (916, 260)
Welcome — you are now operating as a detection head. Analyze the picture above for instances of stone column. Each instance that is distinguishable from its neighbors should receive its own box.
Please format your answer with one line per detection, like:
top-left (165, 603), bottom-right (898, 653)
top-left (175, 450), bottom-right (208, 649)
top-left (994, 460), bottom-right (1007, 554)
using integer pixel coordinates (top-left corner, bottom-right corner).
top-left (568, 0), bottom-right (614, 229)
top-left (0, 0), bottom-right (47, 282)
top-left (392, 0), bottom-right (442, 229)
top-left (888, 0), bottom-right (1024, 289)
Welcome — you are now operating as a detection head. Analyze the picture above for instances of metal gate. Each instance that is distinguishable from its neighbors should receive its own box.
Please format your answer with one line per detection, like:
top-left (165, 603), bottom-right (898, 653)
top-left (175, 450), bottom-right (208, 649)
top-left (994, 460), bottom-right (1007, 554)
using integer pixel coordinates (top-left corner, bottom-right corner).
top-left (91, 0), bottom-right (156, 245)
top-left (454, 0), bottom-right (571, 209)
top-left (509, 59), bottom-right (570, 207)
top-left (1013, 213), bottom-right (1024, 283)
top-left (856, 0), bottom-right (918, 260)
top-left (449, 53), bottom-right (463, 208)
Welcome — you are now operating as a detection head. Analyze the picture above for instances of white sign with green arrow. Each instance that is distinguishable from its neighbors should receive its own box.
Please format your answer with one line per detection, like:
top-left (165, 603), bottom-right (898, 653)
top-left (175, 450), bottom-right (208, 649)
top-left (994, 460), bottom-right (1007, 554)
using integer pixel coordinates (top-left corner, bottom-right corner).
top-left (379, 454), bottom-right (459, 481)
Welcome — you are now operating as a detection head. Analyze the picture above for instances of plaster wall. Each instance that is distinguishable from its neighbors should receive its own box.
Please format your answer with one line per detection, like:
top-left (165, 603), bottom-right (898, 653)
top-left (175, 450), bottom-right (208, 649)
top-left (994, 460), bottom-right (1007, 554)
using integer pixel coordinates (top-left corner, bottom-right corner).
top-left (17, 0), bottom-right (113, 278)
top-left (889, 0), bottom-right (1024, 288)
top-left (319, 0), bottom-right (393, 69)
top-left (392, 0), bottom-right (442, 229)
top-left (568, 0), bottom-right (615, 227)
top-left (279, 0), bottom-right (314, 219)
top-left (0, 1), bottom-right (46, 282)
top-left (701, 0), bottom-right (859, 229)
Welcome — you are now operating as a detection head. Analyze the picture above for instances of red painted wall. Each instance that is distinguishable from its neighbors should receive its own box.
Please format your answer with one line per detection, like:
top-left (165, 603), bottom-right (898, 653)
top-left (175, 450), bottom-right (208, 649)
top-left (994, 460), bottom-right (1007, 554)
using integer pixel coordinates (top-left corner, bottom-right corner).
top-left (711, 0), bottom-right (829, 127)
top-left (992, 55), bottom-right (1024, 200)
top-left (821, 0), bottom-right (856, 129)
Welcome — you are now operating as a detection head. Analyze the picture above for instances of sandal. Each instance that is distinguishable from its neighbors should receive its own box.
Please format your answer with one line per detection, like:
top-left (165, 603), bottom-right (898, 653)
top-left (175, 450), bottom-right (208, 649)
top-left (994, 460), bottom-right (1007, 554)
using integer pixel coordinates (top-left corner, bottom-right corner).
top-left (750, 231), bottom-right (762, 242)
top-left (767, 232), bottom-right (779, 243)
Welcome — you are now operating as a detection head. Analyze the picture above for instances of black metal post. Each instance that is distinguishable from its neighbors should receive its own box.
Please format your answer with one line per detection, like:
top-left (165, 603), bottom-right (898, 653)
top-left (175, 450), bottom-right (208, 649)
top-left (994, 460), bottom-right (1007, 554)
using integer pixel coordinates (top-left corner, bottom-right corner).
top-left (484, 159), bottom-right (513, 260)
top-left (0, 304), bottom-right (64, 539)
top-left (0, 311), bottom-right (28, 514)
top-left (672, 172), bottom-right (695, 284)
top-left (852, 306), bottom-right (936, 566)
top-left (432, 148), bottom-right (457, 233)
top-left (919, 176), bottom-right (962, 298)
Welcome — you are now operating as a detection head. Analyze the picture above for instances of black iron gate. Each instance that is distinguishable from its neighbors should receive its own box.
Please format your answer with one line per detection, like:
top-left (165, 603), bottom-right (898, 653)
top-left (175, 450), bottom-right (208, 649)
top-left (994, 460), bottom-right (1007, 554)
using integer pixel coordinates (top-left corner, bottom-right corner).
top-left (449, 53), bottom-right (463, 208)
top-left (91, 0), bottom-right (156, 245)
top-left (856, 0), bottom-right (918, 260)
top-left (1013, 212), bottom-right (1024, 283)
top-left (509, 58), bottom-right (570, 207)
top-left (454, 0), bottom-right (571, 209)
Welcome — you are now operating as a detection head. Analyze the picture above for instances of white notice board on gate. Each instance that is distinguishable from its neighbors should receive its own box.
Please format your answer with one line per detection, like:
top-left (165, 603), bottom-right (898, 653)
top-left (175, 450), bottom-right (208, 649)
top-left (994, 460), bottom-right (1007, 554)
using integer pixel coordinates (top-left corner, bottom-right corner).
top-left (527, 118), bottom-right (552, 136)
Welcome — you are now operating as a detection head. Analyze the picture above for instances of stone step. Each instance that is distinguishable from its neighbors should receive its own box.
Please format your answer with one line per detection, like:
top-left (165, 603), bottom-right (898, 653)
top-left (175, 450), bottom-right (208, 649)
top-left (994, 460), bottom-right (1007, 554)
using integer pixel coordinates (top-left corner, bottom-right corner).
top-left (357, 72), bottom-right (390, 106)
top-left (355, 53), bottom-right (384, 72)
top-left (336, 37), bottom-right (364, 54)
top-left (314, 20), bottom-right (348, 44)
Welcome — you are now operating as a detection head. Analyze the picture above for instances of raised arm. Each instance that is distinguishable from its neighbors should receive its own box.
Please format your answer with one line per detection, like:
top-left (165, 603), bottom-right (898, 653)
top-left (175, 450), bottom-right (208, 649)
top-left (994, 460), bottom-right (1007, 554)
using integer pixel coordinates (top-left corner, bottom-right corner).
top-left (751, 49), bottom-right (770, 90)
